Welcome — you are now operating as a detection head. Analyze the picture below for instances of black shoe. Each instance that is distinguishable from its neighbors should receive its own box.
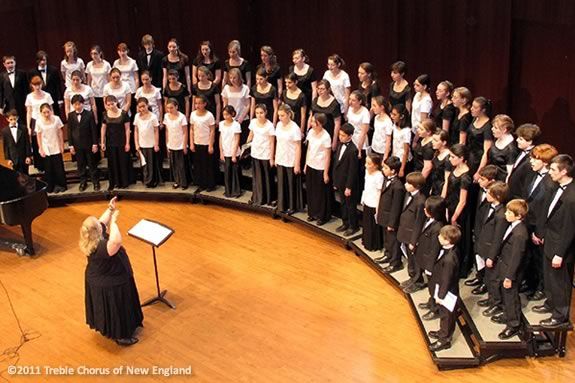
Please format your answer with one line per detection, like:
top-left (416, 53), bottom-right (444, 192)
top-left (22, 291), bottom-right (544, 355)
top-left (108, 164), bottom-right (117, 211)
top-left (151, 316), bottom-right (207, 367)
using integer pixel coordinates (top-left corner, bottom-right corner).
top-left (375, 255), bottom-right (391, 264)
top-left (335, 224), bottom-right (348, 232)
top-left (54, 186), bottom-right (66, 193)
top-left (539, 317), bottom-right (567, 328)
top-left (107, 185), bottom-right (115, 191)
top-left (528, 291), bottom-right (546, 301)
top-left (418, 302), bottom-right (431, 310)
top-left (498, 327), bottom-right (520, 340)
top-left (307, 216), bottom-right (317, 222)
top-left (422, 310), bottom-right (440, 321)
top-left (491, 314), bottom-right (507, 324)
top-left (519, 281), bottom-right (530, 293)
top-left (181, 185), bottom-right (188, 190)
top-left (194, 187), bottom-right (204, 194)
top-left (79, 182), bottom-right (87, 192)
top-left (464, 277), bottom-right (481, 287)
top-left (427, 330), bottom-right (440, 339)
top-left (382, 264), bottom-right (403, 273)
top-left (404, 282), bottom-right (425, 294)
top-left (172, 183), bottom-right (179, 189)
top-left (482, 305), bottom-right (503, 317)
top-left (94, 182), bottom-right (101, 191)
top-left (429, 340), bottom-right (451, 352)
top-left (115, 337), bottom-right (139, 346)
top-left (471, 284), bottom-right (487, 295)
top-left (316, 219), bottom-right (328, 226)
top-left (532, 304), bottom-right (552, 314)
top-left (285, 209), bottom-right (295, 215)
top-left (399, 279), bottom-right (414, 288)
top-left (477, 299), bottom-right (491, 307)
top-left (343, 227), bottom-right (360, 237)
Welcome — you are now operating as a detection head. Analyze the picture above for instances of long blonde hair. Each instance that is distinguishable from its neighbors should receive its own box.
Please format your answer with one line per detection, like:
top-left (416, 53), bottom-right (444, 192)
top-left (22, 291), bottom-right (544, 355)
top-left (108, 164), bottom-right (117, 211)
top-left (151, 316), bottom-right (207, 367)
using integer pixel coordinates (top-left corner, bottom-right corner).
top-left (79, 216), bottom-right (102, 256)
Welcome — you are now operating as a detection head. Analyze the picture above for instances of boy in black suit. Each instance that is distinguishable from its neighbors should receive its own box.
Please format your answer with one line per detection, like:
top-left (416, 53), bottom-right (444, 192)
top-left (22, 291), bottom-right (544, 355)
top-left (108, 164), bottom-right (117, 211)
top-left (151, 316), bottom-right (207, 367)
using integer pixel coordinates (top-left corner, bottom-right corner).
top-left (465, 165), bottom-right (498, 291)
top-left (397, 172), bottom-right (427, 293)
top-left (68, 95), bottom-right (100, 191)
top-left (490, 199), bottom-right (529, 339)
top-left (374, 156), bottom-right (405, 273)
top-left (0, 55), bottom-right (28, 119)
top-left (2, 109), bottom-right (31, 174)
top-left (30, 51), bottom-right (63, 117)
top-left (332, 123), bottom-right (359, 236)
top-left (428, 225), bottom-right (461, 352)
top-left (137, 35), bottom-right (164, 88)
top-left (533, 154), bottom-right (575, 327)
top-left (508, 124), bottom-right (541, 199)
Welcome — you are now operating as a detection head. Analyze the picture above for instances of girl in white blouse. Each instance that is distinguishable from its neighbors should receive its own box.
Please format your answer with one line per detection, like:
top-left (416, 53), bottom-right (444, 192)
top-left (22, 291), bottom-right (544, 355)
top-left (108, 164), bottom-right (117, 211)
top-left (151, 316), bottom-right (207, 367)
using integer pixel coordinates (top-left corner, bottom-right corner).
top-left (346, 90), bottom-right (370, 157)
top-left (113, 43), bottom-right (139, 95)
top-left (411, 74), bottom-right (433, 136)
top-left (189, 95), bottom-right (216, 192)
top-left (370, 95), bottom-right (392, 159)
top-left (164, 98), bottom-right (188, 189)
top-left (64, 70), bottom-right (97, 121)
top-left (35, 103), bottom-right (66, 192)
top-left (390, 104), bottom-right (412, 178)
top-left (275, 104), bottom-right (302, 214)
top-left (135, 70), bottom-right (163, 121)
top-left (305, 113), bottom-right (332, 224)
top-left (221, 68), bottom-right (251, 139)
top-left (219, 105), bottom-right (242, 197)
top-left (361, 153), bottom-right (384, 250)
top-left (25, 75), bottom-right (54, 171)
top-left (60, 41), bottom-right (85, 89)
top-left (86, 45), bottom-right (111, 127)
top-left (103, 68), bottom-right (131, 114)
top-left (134, 98), bottom-right (161, 188)
top-left (322, 54), bottom-right (351, 115)
top-left (247, 104), bottom-right (275, 206)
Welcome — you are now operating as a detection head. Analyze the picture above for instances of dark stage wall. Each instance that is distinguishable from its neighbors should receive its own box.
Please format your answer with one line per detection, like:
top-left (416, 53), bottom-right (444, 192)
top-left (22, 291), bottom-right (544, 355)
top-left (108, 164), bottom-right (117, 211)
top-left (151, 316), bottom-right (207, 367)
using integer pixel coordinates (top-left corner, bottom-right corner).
top-left (1, 0), bottom-right (573, 154)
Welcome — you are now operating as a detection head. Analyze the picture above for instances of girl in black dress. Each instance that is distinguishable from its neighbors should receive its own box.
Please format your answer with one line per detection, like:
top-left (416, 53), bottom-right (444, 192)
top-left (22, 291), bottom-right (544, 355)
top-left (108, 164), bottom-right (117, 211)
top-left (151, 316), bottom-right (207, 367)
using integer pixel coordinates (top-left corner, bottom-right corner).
top-left (282, 73), bottom-right (307, 133)
top-left (430, 129), bottom-right (451, 196)
top-left (192, 40), bottom-right (222, 86)
top-left (81, 197), bottom-right (143, 346)
top-left (162, 38), bottom-right (191, 91)
top-left (192, 66), bottom-right (221, 123)
top-left (101, 95), bottom-right (132, 190)
top-left (250, 67), bottom-right (278, 125)
top-left (488, 114), bottom-right (518, 182)
top-left (413, 118), bottom-right (435, 193)
top-left (468, 96), bottom-right (494, 179)
top-left (389, 61), bottom-right (411, 112)
top-left (433, 80), bottom-right (456, 135)
top-left (444, 144), bottom-right (473, 277)
top-left (357, 62), bottom-right (380, 109)
top-left (258, 46), bottom-right (282, 97)
top-left (309, 79), bottom-right (341, 150)
top-left (289, 49), bottom-right (317, 109)
top-left (450, 87), bottom-right (472, 146)
top-left (163, 69), bottom-right (190, 119)
top-left (223, 40), bottom-right (252, 89)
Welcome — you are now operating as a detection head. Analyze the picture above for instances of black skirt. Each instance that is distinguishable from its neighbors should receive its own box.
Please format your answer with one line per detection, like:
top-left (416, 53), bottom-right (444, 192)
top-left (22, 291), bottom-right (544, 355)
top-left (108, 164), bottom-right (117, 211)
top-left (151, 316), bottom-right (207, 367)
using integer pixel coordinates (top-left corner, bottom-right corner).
top-left (362, 205), bottom-right (383, 251)
top-left (223, 157), bottom-right (241, 197)
top-left (193, 144), bottom-right (216, 190)
top-left (169, 149), bottom-right (188, 187)
top-left (251, 158), bottom-right (274, 205)
top-left (140, 147), bottom-right (163, 187)
top-left (305, 167), bottom-right (331, 220)
top-left (277, 165), bottom-right (304, 212)
top-left (107, 146), bottom-right (132, 188)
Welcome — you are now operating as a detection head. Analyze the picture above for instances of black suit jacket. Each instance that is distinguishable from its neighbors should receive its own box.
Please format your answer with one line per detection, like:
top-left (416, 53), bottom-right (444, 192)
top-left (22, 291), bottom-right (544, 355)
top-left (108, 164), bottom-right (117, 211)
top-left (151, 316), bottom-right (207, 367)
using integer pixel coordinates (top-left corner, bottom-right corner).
top-left (30, 65), bottom-right (62, 104)
top-left (473, 189), bottom-right (490, 240)
top-left (524, 172), bottom-right (554, 233)
top-left (414, 219), bottom-right (443, 273)
top-left (477, 204), bottom-right (508, 260)
top-left (432, 247), bottom-right (460, 299)
top-left (508, 149), bottom-right (534, 199)
top-left (2, 123), bottom-right (31, 166)
top-left (67, 109), bottom-right (98, 149)
top-left (376, 176), bottom-right (405, 229)
top-left (332, 142), bottom-right (359, 192)
top-left (397, 191), bottom-right (426, 245)
top-left (0, 69), bottom-right (28, 117)
top-left (137, 49), bottom-right (164, 88)
top-left (538, 182), bottom-right (575, 263)
top-left (494, 221), bottom-right (528, 281)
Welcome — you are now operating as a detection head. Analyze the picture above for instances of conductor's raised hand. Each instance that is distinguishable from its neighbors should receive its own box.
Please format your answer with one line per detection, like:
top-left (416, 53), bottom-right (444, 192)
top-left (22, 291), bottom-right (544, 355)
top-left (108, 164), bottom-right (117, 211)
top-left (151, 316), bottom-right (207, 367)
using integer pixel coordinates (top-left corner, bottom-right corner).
top-left (109, 196), bottom-right (118, 211)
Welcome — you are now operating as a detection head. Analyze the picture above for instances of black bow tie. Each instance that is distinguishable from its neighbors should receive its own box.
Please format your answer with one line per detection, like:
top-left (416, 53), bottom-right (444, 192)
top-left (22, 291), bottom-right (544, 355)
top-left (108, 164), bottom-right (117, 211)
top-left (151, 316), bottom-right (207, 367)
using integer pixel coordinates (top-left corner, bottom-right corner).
top-left (38, 68), bottom-right (46, 72)
top-left (7, 71), bottom-right (14, 75)
top-left (560, 185), bottom-right (567, 191)
top-left (10, 125), bottom-right (17, 129)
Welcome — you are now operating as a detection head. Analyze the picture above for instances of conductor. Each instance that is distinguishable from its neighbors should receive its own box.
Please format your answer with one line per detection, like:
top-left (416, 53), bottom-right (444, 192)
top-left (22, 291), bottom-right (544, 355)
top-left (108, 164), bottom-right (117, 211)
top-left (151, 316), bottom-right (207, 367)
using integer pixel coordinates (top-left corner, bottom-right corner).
top-left (79, 197), bottom-right (144, 346)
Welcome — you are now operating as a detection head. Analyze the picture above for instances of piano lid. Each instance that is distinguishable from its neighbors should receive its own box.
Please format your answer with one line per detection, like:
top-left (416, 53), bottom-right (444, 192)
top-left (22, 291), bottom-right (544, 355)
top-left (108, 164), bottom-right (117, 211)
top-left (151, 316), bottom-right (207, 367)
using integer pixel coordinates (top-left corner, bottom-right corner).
top-left (0, 165), bottom-right (46, 204)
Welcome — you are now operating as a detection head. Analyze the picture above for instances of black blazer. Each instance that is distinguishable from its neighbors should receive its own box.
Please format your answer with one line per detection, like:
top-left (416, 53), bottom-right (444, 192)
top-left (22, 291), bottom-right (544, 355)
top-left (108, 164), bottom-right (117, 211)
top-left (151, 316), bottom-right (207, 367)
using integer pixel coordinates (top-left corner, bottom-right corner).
top-left (414, 219), bottom-right (443, 273)
top-left (472, 188), bottom-right (490, 241)
top-left (376, 176), bottom-right (405, 229)
top-left (538, 182), bottom-right (575, 263)
top-left (397, 191), bottom-right (426, 245)
top-left (524, 172), bottom-right (555, 233)
top-left (30, 65), bottom-right (62, 104)
top-left (477, 204), bottom-right (508, 260)
top-left (494, 221), bottom-right (528, 281)
top-left (67, 109), bottom-right (98, 149)
top-left (332, 142), bottom-right (359, 192)
top-left (0, 69), bottom-right (28, 116)
top-left (508, 149), bottom-right (534, 199)
top-left (137, 49), bottom-right (164, 88)
top-left (2, 123), bottom-right (31, 166)
top-left (432, 247), bottom-right (460, 299)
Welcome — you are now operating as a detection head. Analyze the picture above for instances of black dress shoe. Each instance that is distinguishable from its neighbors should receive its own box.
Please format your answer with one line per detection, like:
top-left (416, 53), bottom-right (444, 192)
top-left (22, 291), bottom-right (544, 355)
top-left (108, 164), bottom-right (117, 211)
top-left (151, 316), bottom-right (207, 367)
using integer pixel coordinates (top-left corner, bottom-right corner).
top-left (94, 182), bottom-right (101, 191)
top-left (429, 340), bottom-right (452, 352)
top-left (404, 283), bottom-right (426, 294)
top-left (79, 182), bottom-right (87, 192)
top-left (532, 304), bottom-right (552, 314)
top-left (399, 279), bottom-right (414, 288)
top-left (528, 291), bottom-right (546, 301)
top-left (427, 330), bottom-right (440, 339)
top-left (539, 317), bottom-right (567, 328)
top-left (316, 219), bottom-right (328, 226)
top-left (343, 227), bottom-right (360, 237)
top-left (464, 277), bottom-right (481, 287)
top-left (194, 187), bottom-right (204, 194)
top-left (498, 327), bottom-right (520, 340)
top-left (285, 209), bottom-right (295, 215)
top-left (307, 216), bottom-right (317, 222)
top-left (471, 284), bottom-right (488, 295)
top-left (482, 305), bottom-right (503, 317)
top-left (374, 255), bottom-right (390, 264)
top-left (422, 310), bottom-right (440, 321)
top-left (115, 337), bottom-right (139, 346)
top-left (418, 302), bottom-right (431, 310)
top-left (382, 264), bottom-right (403, 273)
top-left (335, 224), bottom-right (348, 232)
top-left (172, 183), bottom-right (179, 189)
top-left (519, 281), bottom-right (530, 293)
top-left (491, 314), bottom-right (507, 324)
top-left (477, 299), bottom-right (491, 307)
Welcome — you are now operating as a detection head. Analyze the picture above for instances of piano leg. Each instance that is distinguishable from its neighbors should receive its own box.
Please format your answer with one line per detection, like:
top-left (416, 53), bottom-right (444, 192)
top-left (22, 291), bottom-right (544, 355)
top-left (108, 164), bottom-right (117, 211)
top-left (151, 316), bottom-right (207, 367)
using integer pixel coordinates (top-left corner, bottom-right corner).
top-left (21, 222), bottom-right (35, 255)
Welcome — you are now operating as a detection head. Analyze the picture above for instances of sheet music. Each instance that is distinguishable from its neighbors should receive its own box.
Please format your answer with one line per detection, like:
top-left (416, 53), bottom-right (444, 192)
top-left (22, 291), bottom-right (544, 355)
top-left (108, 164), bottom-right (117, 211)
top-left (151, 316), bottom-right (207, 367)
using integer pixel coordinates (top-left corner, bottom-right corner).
top-left (139, 150), bottom-right (147, 166)
top-left (475, 254), bottom-right (486, 271)
top-left (128, 219), bottom-right (172, 247)
top-left (434, 284), bottom-right (458, 312)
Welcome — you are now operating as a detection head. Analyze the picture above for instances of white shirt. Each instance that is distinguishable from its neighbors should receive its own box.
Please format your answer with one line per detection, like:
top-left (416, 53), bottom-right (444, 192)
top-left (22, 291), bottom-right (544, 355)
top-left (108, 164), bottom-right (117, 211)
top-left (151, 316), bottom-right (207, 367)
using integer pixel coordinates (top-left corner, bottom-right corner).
top-left (503, 220), bottom-right (521, 241)
top-left (8, 71), bottom-right (15, 88)
top-left (103, 82), bottom-right (131, 110)
top-left (37, 66), bottom-right (47, 84)
top-left (322, 70), bottom-right (350, 114)
top-left (346, 106), bottom-right (371, 150)
top-left (134, 113), bottom-right (159, 148)
top-left (221, 84), bottom-right (251, 122)
top-left (306, 129), bottom-right (331, 170)
top-left (64, 85), bottom-right (94, 111)
top-left (60, 58), bottom-right (85, 89)
top-left (392, 126), bottom-right (412, 161)
top-left (547, 181), bottom-right (572, 217)
top-left (371, 114), bottom-right (393, 154)
top-left (528, 170), bottom-right (548, 196)
top-left (25, 91), bottom-right (54, 120)
top-left (113, 58), bottom-right (139, 93)
top-left (361, 171), bottom-right (384, 208)
top-left (248, 119), bottom-right (275, 160)
top-left (9, 125), bottom-right (18, 142)
top-left (86, 60), bottom-right (111, 97)
top-left (275, 121), bottom-right (302, 167)
top-left (35, 116), bottom-right (64, 155)
top-left (135, 86), bottom-right (162, 118)
top-left (219, 120), bottom-right (242, 157)
top-left (164, 112), bottom-right (187, 150)
top-left (411, 92), bottom-right (433, 134)
top-left (190, 110), bottom-right (215, 145)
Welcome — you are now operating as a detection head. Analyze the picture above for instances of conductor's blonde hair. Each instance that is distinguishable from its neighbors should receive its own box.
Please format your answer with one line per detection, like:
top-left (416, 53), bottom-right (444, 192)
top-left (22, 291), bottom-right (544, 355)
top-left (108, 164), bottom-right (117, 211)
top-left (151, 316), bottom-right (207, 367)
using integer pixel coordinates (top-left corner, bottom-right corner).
top-left (79, 216), bottom-right (102, 256)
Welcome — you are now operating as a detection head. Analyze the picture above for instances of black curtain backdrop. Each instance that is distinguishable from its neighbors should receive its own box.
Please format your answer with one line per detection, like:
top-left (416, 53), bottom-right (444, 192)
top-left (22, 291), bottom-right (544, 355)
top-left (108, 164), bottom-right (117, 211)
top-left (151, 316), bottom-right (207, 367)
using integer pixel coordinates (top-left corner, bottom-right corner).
top-left (0, 0), bottom-right (573, 154)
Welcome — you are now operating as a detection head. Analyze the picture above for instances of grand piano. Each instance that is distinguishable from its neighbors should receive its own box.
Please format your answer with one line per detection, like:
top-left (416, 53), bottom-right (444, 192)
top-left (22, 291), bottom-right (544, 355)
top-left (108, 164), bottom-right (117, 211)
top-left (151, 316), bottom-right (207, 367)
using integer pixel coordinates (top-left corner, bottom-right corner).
top-left (0, 165), bottom-right (48, 255)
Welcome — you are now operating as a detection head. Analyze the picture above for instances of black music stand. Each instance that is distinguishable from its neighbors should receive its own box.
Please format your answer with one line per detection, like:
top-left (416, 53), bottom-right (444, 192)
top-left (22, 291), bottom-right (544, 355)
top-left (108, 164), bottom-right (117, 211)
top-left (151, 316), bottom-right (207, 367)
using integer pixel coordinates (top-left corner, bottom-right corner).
top-left (128, 219), bottom-right (176, 309)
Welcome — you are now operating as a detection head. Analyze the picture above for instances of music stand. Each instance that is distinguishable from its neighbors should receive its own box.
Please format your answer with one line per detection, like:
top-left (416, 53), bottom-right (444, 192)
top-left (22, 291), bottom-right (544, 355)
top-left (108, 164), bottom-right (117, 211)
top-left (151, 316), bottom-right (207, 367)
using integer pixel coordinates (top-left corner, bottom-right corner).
top-left (128, 219), bottom-right (176, 309)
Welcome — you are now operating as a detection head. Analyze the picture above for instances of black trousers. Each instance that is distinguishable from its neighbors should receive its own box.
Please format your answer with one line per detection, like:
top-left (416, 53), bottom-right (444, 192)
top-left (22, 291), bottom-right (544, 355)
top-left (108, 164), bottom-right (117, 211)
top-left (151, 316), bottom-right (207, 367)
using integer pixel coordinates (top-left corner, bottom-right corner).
top-left (223, 157), bottom-right (241, 197)
top-left (44, 153), bottom-right (66, 192)
top-left (193, 144), bottom-right (215, 190)
top-left (140, 147), bottom-right (162, 187)
top-left (277, 165), bottom-right (303, 212)
top-left (485, 265), bottom-right (502, 308)
top-left (76, 147), bottom-right (99, 184)
top-left (169, 149), bottom-right (188, 187)
top-left (306, 167), bottom-right (331, 221)
top-left (438, 303), bottom-right (457, 342)
top-left (500, 278), bottom-right (522, 329)
top-left (524, 241), bottom-right (544, 292)
top-left (362, 206), bottom-right (383, 251)
top-left (336, 189), bottom-right (358, 229)
top-left (11, 159), bottom-right (29, 175)
top-left (407, 245), bottom-right (424, 284)
top-left (543, 257), bottom-right (575, 322)
top-left (384, 228), bottom-right (401, 268)
top-left (107, 146), bottom-right (132, 188)
top-left (251, 158), bottom-right (273, 205)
